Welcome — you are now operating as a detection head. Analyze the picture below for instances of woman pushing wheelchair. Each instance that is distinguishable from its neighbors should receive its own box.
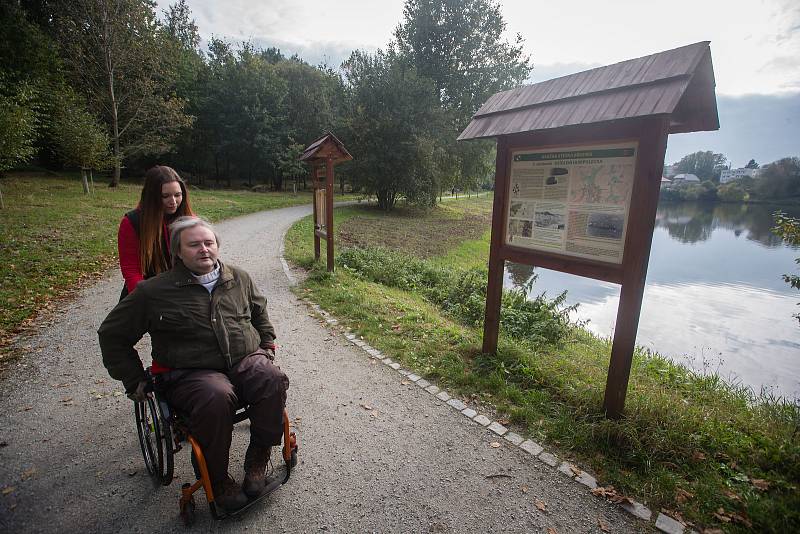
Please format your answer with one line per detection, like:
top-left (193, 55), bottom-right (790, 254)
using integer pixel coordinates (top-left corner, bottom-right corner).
top-left (98, 216), bottom-right (289, 513)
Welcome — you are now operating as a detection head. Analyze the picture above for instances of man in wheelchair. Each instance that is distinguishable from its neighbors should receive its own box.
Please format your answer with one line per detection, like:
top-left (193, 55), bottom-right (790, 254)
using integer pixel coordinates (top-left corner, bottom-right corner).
top-left (98, 216), bottom-right (289, 512)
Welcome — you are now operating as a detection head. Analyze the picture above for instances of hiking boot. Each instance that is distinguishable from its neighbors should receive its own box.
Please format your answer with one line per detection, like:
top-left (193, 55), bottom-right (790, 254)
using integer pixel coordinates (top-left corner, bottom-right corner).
top-left (212, 475), bottom-right (248, 511)
top-left (242, 443), bottom-right (271, 497)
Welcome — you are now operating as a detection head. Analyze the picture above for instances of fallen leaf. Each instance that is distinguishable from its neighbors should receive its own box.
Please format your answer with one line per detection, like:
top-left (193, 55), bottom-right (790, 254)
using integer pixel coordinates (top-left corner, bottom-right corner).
top-left (722, 489), bottom-right (741, 502)
top-left (675, 488), bottom-right (694, 504)
top-left (489, 441), bottom-right (501, 448)
top-left (497, 418), bottom-right (510, 425)
top-left (691, 451), bottom-right (706, 461)
top-left (751, 478), bottom-right (770, 491)
top-left (521, 485), bottom-right (529, 494)
top-left (21, 406), bottom-right (32, 412)
top-left (61, 397), bottom-right (73, 403)
top-left (391, 324), bottom-right (402, 331)
top-left (21, 468), bottom-right (36, 481)
top-left (713, 508), bottom-right (731, 523)
top-left (401, 380), bottom-right (410, 385)
top-left (569, 465), bottom-right (582, 476)
top-left (546, 527), bottom-right (557, 534)
top-left (2, 486), bottom-right (14, 495)
top-left (597, 517), bottom-right (610, 532)
top-left (359, 403), bottom-right (373, 411)
top-left (535, 499), bottom-right (547, 512)
top-left (729, 512), bottom-right (752, 528)
top-left (701, 529), bottom-right (724, 534)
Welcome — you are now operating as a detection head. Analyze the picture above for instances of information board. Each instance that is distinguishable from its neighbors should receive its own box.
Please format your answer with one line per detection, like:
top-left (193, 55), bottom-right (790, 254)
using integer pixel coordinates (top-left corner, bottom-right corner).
top-left (315, 188), bottom-right (326, 231)
top-left (505, 142), bottom-right (638, 264)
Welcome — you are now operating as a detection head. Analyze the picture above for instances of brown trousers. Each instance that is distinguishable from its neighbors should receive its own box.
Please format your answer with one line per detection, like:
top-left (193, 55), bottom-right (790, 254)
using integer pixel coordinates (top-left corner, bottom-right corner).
top-left (159, 351), bottom-right (289, 486)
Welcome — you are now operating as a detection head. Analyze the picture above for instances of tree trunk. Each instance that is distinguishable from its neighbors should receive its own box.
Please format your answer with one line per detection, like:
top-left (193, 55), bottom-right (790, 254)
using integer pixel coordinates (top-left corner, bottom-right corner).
top-left (81, 169), bottom-right (90, 194)
top-left (104, 12), bottom-right (121, 188)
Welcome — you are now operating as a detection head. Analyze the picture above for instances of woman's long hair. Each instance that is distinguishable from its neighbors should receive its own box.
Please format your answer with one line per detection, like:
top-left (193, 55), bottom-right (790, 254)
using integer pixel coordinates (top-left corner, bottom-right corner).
top-left (137, 166), bottom-right (193, 277)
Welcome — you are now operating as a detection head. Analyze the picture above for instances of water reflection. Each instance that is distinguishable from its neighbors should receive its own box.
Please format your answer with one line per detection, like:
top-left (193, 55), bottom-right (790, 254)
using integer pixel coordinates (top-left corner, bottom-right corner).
top-left (507, 202), bottom-right (800, 398)
top-left (655, 202), bottom-right (798, 248)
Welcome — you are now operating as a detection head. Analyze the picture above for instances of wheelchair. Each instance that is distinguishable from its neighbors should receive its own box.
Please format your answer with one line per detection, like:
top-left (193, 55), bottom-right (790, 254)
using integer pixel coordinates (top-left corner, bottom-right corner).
top-left (133, 369), bottom-right (298, 525)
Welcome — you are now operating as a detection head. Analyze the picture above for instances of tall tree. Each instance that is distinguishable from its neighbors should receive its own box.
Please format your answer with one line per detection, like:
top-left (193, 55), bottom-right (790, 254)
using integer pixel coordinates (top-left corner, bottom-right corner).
top-left (201, 39), bottom-right (288, 187)
top-left (745, 159), bottom-right (759, 169)
top-left (57, 0), bottom-right (192, 186)
top-left (394, 0), bottom-right (531, 123)
top-left (674, 151), bottom-right (727, 182)
top-left (160, 0), bottom-right (209, 181)
top-left (0, 77), bottom-right (38, 174)
top-left (343, 49), bottom-right (444, 210)
top-left (756, 157), bottom-right (800, 199)
top-left (50, 88), bottom-right (112, 192)
top-left (394, 0), bottom-right (532, 195)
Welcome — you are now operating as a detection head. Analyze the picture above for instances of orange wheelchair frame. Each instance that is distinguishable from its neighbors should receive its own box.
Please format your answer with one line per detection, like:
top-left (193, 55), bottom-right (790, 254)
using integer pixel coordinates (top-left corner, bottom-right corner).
top-left (133, 371), bottom-right (298, 524)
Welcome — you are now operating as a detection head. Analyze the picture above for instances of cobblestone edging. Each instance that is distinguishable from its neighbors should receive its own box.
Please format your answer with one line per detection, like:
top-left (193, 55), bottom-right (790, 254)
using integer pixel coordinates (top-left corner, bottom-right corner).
top-left (300, 300), bottom-right (701, 534)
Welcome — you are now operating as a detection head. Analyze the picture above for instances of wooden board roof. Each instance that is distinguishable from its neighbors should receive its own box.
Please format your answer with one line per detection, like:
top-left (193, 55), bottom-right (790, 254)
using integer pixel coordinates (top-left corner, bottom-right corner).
top-left (458, 42), bottom-right (719, 141)
top-left (299, 131), bottom-right (353, 162)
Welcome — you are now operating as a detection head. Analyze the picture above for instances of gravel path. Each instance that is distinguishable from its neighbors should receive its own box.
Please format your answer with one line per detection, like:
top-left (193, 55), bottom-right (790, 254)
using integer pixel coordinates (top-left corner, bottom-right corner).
top-left (0, 205), bottom-right (646, 533)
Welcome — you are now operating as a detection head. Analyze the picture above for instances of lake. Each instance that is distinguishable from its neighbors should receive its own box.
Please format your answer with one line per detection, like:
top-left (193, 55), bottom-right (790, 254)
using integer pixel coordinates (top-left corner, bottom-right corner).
top-left (506, 202), bottom-right (800, 399)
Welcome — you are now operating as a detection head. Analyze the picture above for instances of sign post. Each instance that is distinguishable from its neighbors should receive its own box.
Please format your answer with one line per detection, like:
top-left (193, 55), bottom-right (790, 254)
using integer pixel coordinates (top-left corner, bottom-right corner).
top-left (300, 132), bottom-right (353, 272)
top-left (460, 42), bottom-right (719, 418)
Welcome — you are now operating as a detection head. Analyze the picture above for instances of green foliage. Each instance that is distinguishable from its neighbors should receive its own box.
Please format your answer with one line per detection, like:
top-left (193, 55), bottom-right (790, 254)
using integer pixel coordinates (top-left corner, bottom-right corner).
top-left (662, 180), bottom-right (719, 202)
top-left (757, 157), bottom-right (800, 200)
top-left (57, 0), bottom-right (193, 184)
top-left (338, 246), bottom-right (573, 346)
top-left (277, 140), bottom-right (308, 190)
top-left (717, 181), bottom-right (747, 202)
top-left (201, 40), bottom-right (289, 187)
top-left (0, 77), bottom-right (39, 173)
top-left (395, 0), bottom-right (531, 123)
top-left (394, 0), bottom-right (532, 198)
top-left (772, 211), bottom-right (800, 323)
top-left (49, 88), bottom-right (111, 170)
top-left (342, 49), bottom-right (444, 210)
top-left (674, 150), bottom-right (727, 182)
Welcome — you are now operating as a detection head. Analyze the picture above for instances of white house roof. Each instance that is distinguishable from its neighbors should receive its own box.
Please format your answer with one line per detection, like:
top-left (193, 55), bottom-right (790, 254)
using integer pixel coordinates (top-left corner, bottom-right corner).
top-left (673, 173), bottom-right (700, 182)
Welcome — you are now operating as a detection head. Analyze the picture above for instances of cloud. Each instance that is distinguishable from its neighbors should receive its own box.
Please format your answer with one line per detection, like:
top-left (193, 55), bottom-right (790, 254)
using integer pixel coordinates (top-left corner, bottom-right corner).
top-left (527, 62), bottom-right (602, 84)
top-left (665, 93), bottom-right (800, 167)
top-left (248, 37), bottom-right (375, 69)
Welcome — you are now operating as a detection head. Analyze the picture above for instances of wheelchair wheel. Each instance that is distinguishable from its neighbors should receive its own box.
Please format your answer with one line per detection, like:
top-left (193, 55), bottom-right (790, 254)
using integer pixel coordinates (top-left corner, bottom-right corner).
top-left (134, 396), bottom-right (174, 485)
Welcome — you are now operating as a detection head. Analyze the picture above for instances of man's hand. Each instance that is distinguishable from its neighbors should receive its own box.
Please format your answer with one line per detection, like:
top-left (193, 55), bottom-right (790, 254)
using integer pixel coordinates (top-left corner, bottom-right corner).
top-left (264, 347), bottom-right (276, 361)
top-left (127, 380), bottom-right (149, 402)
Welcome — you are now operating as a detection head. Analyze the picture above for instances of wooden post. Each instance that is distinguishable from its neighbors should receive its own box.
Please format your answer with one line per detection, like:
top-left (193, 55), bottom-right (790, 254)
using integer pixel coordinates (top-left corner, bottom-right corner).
top-left (325, 157), bottom-right (335, 272)
top-left (312, 164), bottom-right (320, 261)
top-left (482, 137), bottom-right (510, 353)
top-left (603, 118), bottom-right (670, 418)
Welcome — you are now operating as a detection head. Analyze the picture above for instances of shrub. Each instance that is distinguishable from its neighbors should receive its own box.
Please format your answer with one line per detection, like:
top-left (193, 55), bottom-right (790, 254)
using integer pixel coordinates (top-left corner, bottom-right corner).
top-left (339, 246), bottom-right (574, 346)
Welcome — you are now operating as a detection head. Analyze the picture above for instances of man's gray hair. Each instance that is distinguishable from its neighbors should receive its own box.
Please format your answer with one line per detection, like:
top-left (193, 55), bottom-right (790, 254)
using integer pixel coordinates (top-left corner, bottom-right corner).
top-left (169, 216), bottom-right (221, 262)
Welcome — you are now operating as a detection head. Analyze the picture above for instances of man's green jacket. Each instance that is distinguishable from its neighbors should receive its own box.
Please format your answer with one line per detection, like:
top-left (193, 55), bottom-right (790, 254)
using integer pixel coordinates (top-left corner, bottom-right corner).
top-left (98, 259), bottom-right (276, 392)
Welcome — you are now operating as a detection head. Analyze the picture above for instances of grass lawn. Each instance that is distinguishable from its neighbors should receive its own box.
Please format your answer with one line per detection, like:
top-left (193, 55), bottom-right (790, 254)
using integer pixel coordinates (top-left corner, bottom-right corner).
top-left (285, 197), bottom-right (799, 533)
top-left (0, 171), bottom-right (348, 353)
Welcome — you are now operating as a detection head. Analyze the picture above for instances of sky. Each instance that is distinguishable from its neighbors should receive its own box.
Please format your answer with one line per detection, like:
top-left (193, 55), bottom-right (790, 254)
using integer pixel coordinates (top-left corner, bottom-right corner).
top-left (157, 0), bottom-right (800, 168)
